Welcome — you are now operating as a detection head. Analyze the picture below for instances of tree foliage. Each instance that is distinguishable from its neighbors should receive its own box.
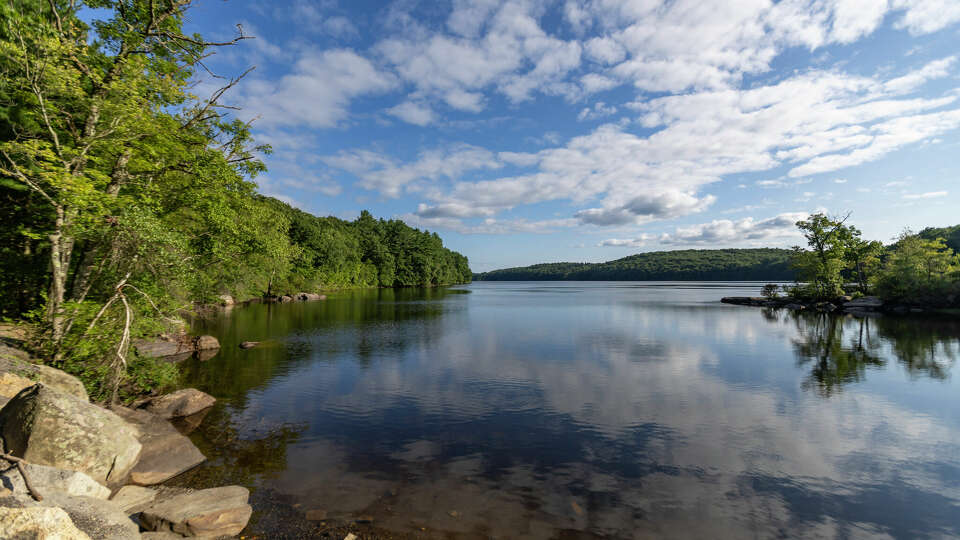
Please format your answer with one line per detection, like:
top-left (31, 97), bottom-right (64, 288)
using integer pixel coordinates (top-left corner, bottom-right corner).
top-left (0, 1), bottom-right (469, 401)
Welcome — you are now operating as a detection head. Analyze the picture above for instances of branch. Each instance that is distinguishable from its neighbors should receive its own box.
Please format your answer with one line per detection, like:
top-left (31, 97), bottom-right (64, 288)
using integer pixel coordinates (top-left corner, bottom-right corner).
top-left (181, 66), bottom-right (254, 130)
top-left (0, 149), bottom-right (59, 209)
top-left (1, 452), bottom-right (44, 501)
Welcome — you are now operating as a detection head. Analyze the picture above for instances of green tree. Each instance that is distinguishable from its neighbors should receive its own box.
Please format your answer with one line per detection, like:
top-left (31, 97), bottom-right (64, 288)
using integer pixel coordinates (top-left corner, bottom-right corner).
top-left (790, 213), bottom-right (856, 299)
top-left (875, 231), bottom-right (960, 302)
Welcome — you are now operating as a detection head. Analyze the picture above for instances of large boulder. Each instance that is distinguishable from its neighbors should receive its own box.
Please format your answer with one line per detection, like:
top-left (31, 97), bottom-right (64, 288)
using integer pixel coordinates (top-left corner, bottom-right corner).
top-left (40, 492), bottom-right (141, 540)
top-left (111, 407), bottom-right (205, 486)
top-left (110, 485), bottom-right (158, 514)
top-left (0, 344), bottom-right (88, 401)
top-left (0, 384), bottom-right (141, 486)
top-left (138, 388), bottom-right (215, 419)
top-left (217, 294), bottom-right (234, 306)
top-left (140, 486), bottom-right (252, 537)
top-left (0, 459), bottom-right (110, 500)
top-left (0, 505), bottom-right (92, 540)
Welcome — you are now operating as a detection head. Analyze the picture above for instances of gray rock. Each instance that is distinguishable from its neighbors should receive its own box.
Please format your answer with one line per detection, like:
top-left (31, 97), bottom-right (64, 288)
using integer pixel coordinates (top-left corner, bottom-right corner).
top-left (40, 491), bottom-right (141, 540)
top-left (844, 296), bottom-right (883, 310)
top-left (0, 505), bottom-right (92, 540)
top-left (141, 533), bottom-right (187, 539)
top-left (0, 459), bottom-right (110, 500)
top-left (133, 338), bottom-right (193, 359)
top-left (0, 344), bottom-right (88, 401)
top-left (0, 384), bottom-right (142, 486)
top-left (784, 303), bottom-right (806, 310)
top-left (140, 486), bottom-right (252, 537)
top-left (110, 485), bottom-right (158, 514)
top-left (111, 407), bottom-right (205, 486)
top-left (139, 388), bottom-right (216, 419)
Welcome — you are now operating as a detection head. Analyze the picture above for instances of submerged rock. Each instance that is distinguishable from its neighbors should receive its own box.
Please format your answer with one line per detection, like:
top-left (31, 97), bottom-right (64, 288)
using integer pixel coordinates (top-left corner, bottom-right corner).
top-left (140, 485), bottom-right (252, 537)
top-left (138, 388), bottom-right (216, 419)
top-left (0, 384), bottom-right (141, 486)
top-left (239, 341), bottom-right (259, 349)
top-left (110, 407), bottom-right (205, 486)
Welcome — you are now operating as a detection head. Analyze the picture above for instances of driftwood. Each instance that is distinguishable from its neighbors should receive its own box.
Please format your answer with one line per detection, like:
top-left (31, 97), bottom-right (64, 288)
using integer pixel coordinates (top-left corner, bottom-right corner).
top-left (0, 451), bottom-right (43, 501)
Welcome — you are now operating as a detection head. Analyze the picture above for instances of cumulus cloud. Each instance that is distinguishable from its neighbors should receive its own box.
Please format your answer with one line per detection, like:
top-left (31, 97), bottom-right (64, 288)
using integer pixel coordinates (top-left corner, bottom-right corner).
top-left (323, 144), bottom-right (501, 197)
top-left (658, 212), bottom-right (808, 245)
top-left (400, 215), bottom-right (577, 235)
top-left (241, 49), bottom-right (394, 128)
top-left (598, 235), bottom-right (653, 248)
top-left (575, 192), bottom-right (716, 226)
top-left (387, 101), bottom-right (436, 126)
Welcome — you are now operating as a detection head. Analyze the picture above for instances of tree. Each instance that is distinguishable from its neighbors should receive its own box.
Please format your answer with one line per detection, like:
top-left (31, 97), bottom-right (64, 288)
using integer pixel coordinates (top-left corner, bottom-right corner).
top-left (875, 231), bottom-right (960, 301)
top-left (791, 213), bottom-right (856, 299)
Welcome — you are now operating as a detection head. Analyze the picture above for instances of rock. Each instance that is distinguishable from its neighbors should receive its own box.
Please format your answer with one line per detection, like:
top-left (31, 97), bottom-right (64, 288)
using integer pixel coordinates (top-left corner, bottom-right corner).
top-left (239, 341), bottom-right (259, 349)
top-left (0, 506), bottom-right (92, 540)
top-left (720, 297), bottom-right (768, 307)
top-left (139, 388), bottom-right (216, 419)
top-left (195, 348), bottom-right (218, 362)
top-left (110, 485), bottom-right (158, 514)
top-left (0, 384), bottom-right (141, 486)
top-left (0, 460), bottom-right (111, 500)
top-left (0, 344), bottom-right (88, 401)
top-left (217, 294), bottom-right (234, 306)
top-left (345, 534), bottom-right (358, 540)
top-left (0, 371), bottom-right (36, 402)
top-left (133, 337), bottom-right (194, 359)
top-left (814, 302), bottom-right (837, 312)
top-left (141, 533), bottom-right (186, 539)
top-left (296, 292), bottom-right (326, 301)
top-left (110, 407), bottom-right (205, 486)
top-left (40, 491), bottom-right (141, 540)
top-left (844, 296), bottom-right (883, 310)
top-left (784, 303), bottom-right (805, 310)
top-left (169, 408), bottom-right (211, 435)
top-left (140, 486), bottom-right (252, 537)
top-left (279, 295), bottom-right (294, 303)
top-left (194, 335), bottom-right (219, 351)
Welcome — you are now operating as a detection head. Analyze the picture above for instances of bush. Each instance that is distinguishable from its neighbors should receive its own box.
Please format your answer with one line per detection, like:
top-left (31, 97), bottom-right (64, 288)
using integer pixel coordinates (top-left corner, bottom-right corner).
top-left (761, 283), bottom-right (780, 298)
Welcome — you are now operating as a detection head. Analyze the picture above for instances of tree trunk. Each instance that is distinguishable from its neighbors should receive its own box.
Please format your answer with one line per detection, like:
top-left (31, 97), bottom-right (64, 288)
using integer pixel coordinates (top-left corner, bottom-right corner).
top-left (47, 206), bottom-right (73, 350)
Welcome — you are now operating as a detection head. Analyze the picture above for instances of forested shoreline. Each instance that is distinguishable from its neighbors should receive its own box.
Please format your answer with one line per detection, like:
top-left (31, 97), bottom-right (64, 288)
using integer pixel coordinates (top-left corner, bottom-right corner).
top-left (0, 1), bottom-right (468, 402)
top-left (475, 248), bottom-right (796, 281)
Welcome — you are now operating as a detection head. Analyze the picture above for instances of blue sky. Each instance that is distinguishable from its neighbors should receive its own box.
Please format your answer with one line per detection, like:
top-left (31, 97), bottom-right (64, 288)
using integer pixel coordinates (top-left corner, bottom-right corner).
top-left (180, 0), bottom-right (960, 272)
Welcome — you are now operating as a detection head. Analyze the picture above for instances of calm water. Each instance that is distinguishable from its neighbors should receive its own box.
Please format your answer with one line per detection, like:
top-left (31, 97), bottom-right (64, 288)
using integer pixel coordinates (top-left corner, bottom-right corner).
top-left (180, 282), bottom-right (960, 539)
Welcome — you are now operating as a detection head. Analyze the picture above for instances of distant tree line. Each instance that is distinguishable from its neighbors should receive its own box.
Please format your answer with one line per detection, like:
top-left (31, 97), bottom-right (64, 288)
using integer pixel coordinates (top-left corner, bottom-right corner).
top-left (0, 1), bottom-right (468, 401)
top-left (474, 248), bottom-right (796, 281)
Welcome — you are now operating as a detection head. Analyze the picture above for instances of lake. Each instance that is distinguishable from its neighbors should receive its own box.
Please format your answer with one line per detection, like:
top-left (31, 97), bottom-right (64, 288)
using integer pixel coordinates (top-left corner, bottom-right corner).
top-left (179, 282), bottom-right (960, 538)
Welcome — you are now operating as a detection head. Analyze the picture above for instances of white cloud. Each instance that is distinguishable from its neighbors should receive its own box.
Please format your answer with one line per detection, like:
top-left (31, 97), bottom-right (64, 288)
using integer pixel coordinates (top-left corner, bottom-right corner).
top-left (903, 190), bottom-right (948, 199)
top-left (892, 0), bottom-right (960, 34)
top-left (576, 101), bottom-right (617, 121)
top-left (324, 144), bottom-right (501, 197)
top-left (400, 214), bottom-right (577, 235)
top-left (242, 49), bottom-right (394, 128)
top-left (659, 212), bottom-right (808, 245)
top-left (883, 56), bottom-right (957, 94)
top-left (387, 101), bottom-right (436, 126)
top-left (598, 235), bottom-right (652, 248)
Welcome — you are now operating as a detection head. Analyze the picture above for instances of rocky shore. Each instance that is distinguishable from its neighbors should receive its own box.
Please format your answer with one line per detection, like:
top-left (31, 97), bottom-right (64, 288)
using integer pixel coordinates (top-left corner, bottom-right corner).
top-left (0, 333), bottom-right (253, 538)
top-left (719, 295), bottom-right (942, 314)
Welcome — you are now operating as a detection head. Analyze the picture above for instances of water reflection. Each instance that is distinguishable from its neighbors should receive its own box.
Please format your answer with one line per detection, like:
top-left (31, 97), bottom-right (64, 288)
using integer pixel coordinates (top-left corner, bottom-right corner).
top-left (790, 311), bottom-right (960, 396)
top-left (182, 283), bottom-right (960, 538)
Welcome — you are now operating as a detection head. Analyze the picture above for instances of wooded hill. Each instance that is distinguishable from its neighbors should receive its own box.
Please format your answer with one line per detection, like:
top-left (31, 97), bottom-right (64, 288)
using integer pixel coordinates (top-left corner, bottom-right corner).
top-left (474, 248), bottom-right (795, 281)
